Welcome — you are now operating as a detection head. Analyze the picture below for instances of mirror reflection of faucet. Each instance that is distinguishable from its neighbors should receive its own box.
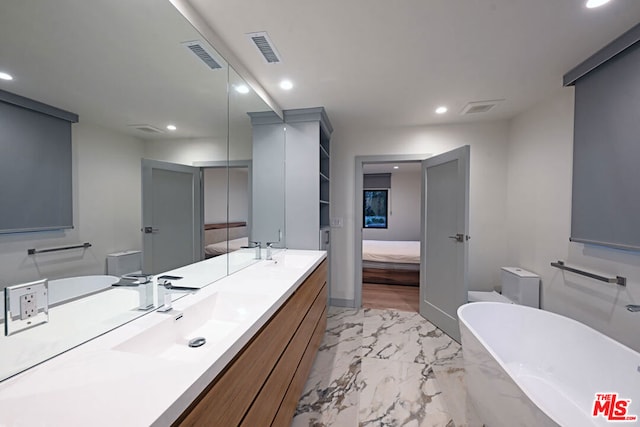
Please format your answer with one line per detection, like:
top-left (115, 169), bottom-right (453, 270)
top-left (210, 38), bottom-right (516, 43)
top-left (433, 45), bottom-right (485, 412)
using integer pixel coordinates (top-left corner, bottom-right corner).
top-left (112, 274), bottom-right (192, 311)
top-left (266, 242), bottom-right (275, 261)
top-left (110, 274), bottom-right (154, 310)
top-left (138, 276), bottom-right (154, 310)
top-left (251, 241), bottom-right (261, 259)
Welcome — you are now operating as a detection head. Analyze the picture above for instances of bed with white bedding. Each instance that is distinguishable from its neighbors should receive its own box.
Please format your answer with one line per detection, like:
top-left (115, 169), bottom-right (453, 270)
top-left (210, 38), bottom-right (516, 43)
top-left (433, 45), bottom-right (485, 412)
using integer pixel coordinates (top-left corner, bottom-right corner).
top-left (362, 240), bottom-right (420, 286)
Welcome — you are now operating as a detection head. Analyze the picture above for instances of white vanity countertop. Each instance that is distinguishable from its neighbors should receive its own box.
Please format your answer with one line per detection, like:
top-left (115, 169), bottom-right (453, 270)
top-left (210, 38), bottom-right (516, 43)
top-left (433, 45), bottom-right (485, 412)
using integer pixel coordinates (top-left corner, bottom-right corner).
top-left (0, 249), bottom-right (326, 427)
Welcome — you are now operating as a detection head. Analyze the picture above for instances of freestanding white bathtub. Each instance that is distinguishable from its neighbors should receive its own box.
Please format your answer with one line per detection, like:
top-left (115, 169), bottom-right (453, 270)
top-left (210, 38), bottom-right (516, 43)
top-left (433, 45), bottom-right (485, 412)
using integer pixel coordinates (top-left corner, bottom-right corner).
top-left (458, 302), bottom-right (640, 427)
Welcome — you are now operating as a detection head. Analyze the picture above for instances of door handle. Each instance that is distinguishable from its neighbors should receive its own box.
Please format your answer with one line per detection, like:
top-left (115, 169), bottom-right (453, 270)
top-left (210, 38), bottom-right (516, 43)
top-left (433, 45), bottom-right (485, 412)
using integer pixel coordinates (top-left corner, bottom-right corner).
top-left (448, 233), bottom-right (464, 243)
top-left (143, 226), bottom-right (159, 234)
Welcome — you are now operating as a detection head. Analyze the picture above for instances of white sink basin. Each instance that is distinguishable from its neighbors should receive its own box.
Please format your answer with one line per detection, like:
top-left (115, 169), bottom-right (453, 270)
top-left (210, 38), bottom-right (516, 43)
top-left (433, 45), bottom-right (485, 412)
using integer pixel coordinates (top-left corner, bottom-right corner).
top-left (113, 292), bottom-right (272, 362)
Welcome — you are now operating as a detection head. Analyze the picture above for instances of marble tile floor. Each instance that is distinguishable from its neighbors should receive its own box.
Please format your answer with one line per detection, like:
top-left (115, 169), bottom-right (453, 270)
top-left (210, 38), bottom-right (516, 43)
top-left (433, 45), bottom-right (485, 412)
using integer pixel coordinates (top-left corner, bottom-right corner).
top-left (292, 307), bottom-right (480, 427)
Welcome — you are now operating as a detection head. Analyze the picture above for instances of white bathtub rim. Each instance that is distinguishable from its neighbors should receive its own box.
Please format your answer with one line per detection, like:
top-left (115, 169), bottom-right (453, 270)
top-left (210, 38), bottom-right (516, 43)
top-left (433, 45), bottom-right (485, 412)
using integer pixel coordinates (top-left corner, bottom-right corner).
top-left (458, 301), bottom-right (640, 360)
top-left (457, 302), bottom-right (640, 426)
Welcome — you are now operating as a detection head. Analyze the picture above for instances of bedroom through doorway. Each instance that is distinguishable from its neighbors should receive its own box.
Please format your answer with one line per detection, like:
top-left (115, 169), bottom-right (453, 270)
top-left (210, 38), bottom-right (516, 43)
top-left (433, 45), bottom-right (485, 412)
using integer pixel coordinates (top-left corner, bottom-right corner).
top-left (361, 161), bottom-right (422, 313)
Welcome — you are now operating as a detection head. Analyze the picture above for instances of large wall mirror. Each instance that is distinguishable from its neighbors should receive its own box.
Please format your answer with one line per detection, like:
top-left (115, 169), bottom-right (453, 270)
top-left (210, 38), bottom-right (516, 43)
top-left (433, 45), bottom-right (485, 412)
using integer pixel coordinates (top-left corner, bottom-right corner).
top-left (0, 0), bottom-right (276, 382)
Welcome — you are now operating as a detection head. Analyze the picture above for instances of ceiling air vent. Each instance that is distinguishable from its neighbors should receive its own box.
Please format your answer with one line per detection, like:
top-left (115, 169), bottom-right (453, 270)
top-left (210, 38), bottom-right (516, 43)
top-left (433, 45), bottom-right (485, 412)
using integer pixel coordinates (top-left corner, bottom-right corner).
top-left (460, 100), bottom-right (504, 115)
top-left (182, 40), bottom-right (225, 70)
top-left (246, 31), bottom-right (282, 64)
top-left (128, 124), bottom-right (164, 134)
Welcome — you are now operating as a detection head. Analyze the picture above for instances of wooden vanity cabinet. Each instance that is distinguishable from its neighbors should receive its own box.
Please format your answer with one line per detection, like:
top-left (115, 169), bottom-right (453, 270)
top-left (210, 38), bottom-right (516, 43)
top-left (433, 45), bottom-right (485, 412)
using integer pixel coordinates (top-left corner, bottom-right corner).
top-left (174, 259), bottom-right (327, 427)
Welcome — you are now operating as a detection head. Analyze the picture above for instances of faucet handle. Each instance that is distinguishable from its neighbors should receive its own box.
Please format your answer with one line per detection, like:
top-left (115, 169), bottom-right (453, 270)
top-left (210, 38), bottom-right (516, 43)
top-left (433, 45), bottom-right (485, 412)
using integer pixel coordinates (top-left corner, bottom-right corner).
top-left (251, 241), bottom-right (261, 247)
top-left (265, 242), bottom-right (276, 261)
top-left (124, 273), bottom-right (151, 284)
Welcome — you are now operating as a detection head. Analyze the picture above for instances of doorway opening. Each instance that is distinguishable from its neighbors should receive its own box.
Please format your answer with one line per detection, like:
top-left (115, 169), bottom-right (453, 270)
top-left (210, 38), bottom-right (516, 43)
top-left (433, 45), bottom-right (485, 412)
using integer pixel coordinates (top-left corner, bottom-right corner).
top-left (354, 154), bottom-right (430, 312)
top-left (360, 161), bottom-right (422, 312)
top-left (354, 147), bottom-right (469, 341)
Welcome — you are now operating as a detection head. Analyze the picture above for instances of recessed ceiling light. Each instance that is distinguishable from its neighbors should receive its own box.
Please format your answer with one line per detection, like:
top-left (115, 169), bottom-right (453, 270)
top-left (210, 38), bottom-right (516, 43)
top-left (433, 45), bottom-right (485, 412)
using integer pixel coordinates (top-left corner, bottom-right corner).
top-left (0, 72), bottom-right (13, 81)
top-left (235, 84), bottom-right (250, 94)
top-left (586, 0), bottom-right (611, 8)
top-left (393, 166), bottom-right (399, 169)
top-left (435, 106), bottom-right (448, 114)
top-left (280, 79), bottom-right (293, 90)
top-left (166, 124), bottom-right (177, 131)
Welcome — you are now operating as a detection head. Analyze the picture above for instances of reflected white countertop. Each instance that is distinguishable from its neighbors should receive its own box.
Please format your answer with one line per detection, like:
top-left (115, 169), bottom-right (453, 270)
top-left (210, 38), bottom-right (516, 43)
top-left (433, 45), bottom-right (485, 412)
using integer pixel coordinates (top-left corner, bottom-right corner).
top-left (0, 249), bottom-right (326, 427)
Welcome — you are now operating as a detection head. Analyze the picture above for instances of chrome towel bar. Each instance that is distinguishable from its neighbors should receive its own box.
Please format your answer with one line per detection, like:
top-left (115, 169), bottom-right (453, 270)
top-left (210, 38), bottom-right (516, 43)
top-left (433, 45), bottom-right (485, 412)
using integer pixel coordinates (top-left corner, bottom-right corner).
top-left (550, 260), bottom-right (626, 287)
top-left (27, 242), bottom-right (92, 255)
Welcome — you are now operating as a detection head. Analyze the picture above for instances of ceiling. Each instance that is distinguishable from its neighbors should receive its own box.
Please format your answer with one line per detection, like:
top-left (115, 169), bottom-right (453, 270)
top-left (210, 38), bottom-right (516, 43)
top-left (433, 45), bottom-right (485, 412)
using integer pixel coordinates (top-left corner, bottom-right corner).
top-left (0, 0), bottom-right (269, 141)
top-left (186, 0), bottom-right (640, 130)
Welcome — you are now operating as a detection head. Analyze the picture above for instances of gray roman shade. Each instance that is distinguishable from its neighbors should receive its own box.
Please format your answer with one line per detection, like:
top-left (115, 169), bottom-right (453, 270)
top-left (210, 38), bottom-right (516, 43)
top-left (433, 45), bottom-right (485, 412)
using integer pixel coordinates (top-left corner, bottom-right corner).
top-left (0, 89), bottom-right (78, 234)
top-left (364, 173), bottom-right (391, 189)
top-left (564, 24), bottom-right (640, 251)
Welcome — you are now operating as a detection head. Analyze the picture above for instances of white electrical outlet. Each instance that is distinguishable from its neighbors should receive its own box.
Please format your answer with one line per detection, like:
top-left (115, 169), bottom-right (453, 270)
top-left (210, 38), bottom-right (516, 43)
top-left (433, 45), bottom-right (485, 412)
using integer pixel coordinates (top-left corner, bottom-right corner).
top-left (20, 292), bottom-right (37, 320)
top-left (5, 278), bottom-right (49, 336)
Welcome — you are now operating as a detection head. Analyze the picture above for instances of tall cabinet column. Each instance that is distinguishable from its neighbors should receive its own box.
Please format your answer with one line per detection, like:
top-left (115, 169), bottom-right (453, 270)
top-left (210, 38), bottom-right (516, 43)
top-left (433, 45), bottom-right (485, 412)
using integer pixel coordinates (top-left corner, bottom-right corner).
top-left (249, 107), bottom-right (333, 289)
top-left (283, 107), bottom-right (333, 250)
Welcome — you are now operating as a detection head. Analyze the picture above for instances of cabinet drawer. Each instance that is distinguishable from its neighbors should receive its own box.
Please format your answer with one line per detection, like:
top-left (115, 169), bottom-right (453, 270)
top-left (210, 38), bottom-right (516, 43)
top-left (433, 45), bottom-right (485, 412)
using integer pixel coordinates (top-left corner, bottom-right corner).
top-left (272, 307), bottom-right (327, 426)
top-left (176, 259), bottom-right (327, 426)
top-left (241, 284), bottom-right (326, 426)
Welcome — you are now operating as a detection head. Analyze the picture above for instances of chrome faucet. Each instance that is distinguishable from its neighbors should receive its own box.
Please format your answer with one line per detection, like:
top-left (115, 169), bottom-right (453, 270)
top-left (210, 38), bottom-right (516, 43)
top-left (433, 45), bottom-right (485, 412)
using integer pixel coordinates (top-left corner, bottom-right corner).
top-left (156, 280), bottom-right (172, 312)
top-left (251, 241), bottom-right (261, 259)
top-left (626, 304), bottom-right (640, 312)
top-left (266, 242), bottom-right (275, 260)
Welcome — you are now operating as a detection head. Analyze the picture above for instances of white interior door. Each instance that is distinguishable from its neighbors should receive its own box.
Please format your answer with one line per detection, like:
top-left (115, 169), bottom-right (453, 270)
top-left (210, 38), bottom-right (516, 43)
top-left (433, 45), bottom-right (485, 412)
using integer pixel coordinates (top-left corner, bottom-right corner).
top-left (419, 145), bottom-right (469, 342)
top-left (142, 159), bottom-right (202, 275)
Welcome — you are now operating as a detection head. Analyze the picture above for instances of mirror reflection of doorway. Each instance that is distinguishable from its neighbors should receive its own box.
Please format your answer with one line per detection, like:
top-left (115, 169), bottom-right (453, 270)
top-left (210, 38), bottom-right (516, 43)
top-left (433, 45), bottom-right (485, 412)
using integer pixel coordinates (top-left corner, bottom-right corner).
top-left (141, 159), bottom-right (202, 275)
top-left (361, 162), bottom-right (421, 312)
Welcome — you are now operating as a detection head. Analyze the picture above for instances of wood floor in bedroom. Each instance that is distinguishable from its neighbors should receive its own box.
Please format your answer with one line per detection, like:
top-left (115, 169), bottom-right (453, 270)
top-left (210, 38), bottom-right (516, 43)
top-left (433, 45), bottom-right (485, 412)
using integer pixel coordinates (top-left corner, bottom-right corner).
top-left (362, 283), bottom-right (420, 312)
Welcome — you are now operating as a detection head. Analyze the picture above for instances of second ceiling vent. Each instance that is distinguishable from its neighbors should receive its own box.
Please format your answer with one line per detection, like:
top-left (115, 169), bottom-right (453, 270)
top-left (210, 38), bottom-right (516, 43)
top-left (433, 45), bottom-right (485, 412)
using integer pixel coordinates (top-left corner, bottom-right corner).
top-left (460, 99), bottom-right (504, 115)
top-left (182, 40), bottom-right (226, 70)
top-left (246, 31), bottom-right (282, 64)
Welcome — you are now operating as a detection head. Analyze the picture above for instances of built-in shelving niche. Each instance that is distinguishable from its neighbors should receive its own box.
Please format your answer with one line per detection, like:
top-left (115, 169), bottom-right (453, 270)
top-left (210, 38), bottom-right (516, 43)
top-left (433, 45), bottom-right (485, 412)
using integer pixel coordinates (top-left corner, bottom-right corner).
top-left (319, 126), bottom-right (330, 229)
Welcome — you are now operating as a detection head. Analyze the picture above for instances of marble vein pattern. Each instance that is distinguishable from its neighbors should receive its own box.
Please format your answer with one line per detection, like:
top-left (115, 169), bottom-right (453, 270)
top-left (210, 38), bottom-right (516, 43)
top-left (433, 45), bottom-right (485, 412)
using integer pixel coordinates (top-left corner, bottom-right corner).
top-left (292, 307), bottom-right (475, 427)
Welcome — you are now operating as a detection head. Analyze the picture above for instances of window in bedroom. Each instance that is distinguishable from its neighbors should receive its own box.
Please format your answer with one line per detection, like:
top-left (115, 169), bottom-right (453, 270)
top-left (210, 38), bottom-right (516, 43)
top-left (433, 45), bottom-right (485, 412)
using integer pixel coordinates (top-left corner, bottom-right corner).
top-left (363, 189), bottom-right (388, 229)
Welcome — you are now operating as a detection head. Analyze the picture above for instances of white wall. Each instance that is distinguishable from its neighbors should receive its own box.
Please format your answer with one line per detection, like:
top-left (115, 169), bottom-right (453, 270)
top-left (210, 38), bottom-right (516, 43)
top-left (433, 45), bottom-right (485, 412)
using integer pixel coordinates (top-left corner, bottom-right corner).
top-left (363, 169), bottom-right (421, 241)
top-left (204, 167), bottom-right (249, 224)
top-left (507, 88), bottom-right (640, 352)
top-left (0, 122), bottom-right (145, 287)
top-left (143, 137), bottom-right (227, 165)
top-left (330, 121), bottom-right (510, 303)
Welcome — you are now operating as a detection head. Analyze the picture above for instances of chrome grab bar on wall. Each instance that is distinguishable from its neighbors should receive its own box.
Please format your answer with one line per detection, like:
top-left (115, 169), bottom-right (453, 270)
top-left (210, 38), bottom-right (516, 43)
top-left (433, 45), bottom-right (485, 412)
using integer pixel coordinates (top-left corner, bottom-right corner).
top-left (27, 242), bottom-right (92, 255)
top-left (550, 260), bottom-right (626, 287)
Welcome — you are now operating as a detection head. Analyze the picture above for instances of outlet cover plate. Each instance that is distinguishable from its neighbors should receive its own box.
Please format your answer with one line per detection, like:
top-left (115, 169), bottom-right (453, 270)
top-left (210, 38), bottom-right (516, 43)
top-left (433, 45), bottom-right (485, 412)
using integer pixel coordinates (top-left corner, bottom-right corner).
top-left (330, 217), bottom-right (343, 228)
top-left (5, 279), bottom-right (49, 336)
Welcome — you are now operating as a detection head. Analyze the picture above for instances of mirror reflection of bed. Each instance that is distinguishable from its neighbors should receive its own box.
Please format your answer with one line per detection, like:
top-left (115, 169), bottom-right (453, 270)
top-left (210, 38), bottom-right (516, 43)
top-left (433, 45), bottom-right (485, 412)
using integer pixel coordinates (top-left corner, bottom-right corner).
top-left (203, 166), bottom-right (249, 258)
top-left (361, 162), bottom-right (421, 312)
top-left (204, 222), bottom-right (248, 258)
